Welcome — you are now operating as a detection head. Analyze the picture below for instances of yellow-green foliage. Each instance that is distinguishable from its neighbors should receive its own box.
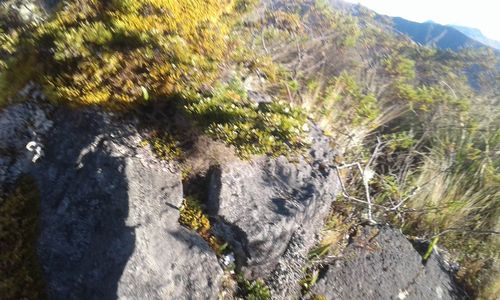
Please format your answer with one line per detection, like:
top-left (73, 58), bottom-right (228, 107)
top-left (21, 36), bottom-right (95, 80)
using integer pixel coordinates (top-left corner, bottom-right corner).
top-left (0, 29), bottom-right (18, 70)
top-left (236, 275), bottom-right (271, 300)
top-left (179, 196), bottom-right (211, 235)
top-left (312, 0), bottom-right (360, 47)
top-left (0, 0), bottom-right (309, 158)
top-left (383, 55), bottom-right (416, 81)
top-left (185, 79), bottom-right (308, 158)
top-left (1, 0), bottom-right (236, 106)
top-left (392, 82), bottom-right (468, 112)
top-left (0, 176), bottom-right (46, 300)
top-left (304, 72), bottom-right (380, 136)
top-left (179, 196), bottom-right (229, 255)
top-left (143, 133), bottom-right (183, 161)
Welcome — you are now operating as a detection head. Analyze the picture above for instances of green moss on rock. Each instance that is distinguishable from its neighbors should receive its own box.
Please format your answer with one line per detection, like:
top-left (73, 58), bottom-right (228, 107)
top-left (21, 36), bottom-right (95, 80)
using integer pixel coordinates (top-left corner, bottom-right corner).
top-left (0, 176), bottom-right (46, 300)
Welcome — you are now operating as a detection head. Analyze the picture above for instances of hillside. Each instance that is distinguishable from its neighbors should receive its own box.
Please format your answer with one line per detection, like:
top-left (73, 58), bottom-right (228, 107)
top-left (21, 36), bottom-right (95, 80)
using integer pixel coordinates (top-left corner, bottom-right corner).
top-left (0, 0), bottom-right (499, 299)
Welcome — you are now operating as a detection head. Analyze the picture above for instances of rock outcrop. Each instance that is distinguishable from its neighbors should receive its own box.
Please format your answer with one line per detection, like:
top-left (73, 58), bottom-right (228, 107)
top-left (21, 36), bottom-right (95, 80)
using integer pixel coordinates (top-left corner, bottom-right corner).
top-left (0, 86), bottom-right (53, 194)
top-left (207, 125), bottom-right (340, 298)
top-left (1, 103), bottom-right (223, 299)
top-left (310, 226), bottom-right (467, 300)
top-left (0, 102), bottom-right (471, 299)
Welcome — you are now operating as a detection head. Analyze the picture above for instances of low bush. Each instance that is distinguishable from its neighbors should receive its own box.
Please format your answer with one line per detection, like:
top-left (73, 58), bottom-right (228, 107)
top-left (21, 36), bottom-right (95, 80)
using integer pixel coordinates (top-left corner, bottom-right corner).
top-left (0, 0), bottom-right (236, 106)
top-left (185, 80), bottom-right (308, 158)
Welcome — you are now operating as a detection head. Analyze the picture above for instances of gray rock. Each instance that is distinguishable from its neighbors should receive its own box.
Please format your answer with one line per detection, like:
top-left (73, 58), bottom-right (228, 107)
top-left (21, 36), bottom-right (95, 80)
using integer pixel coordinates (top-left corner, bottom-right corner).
top-left (310, 226), bottom-right (468, 300)
top-left (0, 87), bottom-right (53, 150)
top-left (27, 108), bottom-right (222, 299)
top-left (0, 0), bottom-right (47, 25)
top-left (207, 124), bottom-right (340, 297)
top-left (0, 86), bottom-right (53, 193)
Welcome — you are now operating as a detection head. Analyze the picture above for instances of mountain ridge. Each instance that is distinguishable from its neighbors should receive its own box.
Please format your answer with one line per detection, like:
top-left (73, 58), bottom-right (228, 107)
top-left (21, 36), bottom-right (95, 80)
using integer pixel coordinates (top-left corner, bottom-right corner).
top-left (328, 0), bottom-right (499, 54)
top-left (450, 24), bottom-right (500, 50)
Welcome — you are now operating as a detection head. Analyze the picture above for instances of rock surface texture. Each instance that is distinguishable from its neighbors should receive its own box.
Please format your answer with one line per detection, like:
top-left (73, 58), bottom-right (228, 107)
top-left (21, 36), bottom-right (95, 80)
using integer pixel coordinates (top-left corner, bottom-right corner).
top-left (208, 125), bottom-right (341, 298)
top-left (311, 226), bottom-right (468, 300)
top-left (2, 105), bottom-right (223, 299)
top-left (0, 86), bottom-right (53, 194)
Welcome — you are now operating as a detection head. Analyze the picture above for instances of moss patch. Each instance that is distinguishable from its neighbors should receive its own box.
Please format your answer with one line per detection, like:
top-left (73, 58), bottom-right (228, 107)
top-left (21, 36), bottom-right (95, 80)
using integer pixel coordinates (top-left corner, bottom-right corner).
top-left (141, 132), bottom-right (183, 161)
top-left (0, 176), bottom-right (46, 300)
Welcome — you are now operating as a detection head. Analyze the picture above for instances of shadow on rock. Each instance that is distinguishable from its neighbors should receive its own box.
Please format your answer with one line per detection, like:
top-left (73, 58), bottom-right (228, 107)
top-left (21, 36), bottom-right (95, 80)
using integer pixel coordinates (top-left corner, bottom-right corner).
top-left (24, 107), bottom-right (223, 300)
top-left (30, 109), bottom-right (135, 300)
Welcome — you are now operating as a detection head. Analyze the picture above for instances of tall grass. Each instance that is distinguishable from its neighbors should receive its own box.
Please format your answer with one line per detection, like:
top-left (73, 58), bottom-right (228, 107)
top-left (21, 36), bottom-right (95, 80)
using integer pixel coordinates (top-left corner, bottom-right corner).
top-left (395, 117), bottom-right (500, 298)
top-left (300, 73), bottom-right (406, 153)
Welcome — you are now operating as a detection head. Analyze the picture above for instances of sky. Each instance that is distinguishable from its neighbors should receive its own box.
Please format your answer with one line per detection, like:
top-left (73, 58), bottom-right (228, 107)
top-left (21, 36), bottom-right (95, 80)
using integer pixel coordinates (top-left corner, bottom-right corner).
top-left (343, 0), bottom-right (500, 41)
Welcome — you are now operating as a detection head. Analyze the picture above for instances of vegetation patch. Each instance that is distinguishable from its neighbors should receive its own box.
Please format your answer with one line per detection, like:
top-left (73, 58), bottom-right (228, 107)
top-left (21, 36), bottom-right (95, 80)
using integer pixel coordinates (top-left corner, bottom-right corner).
top-left (0, 176), bottom-right (46, 300)
top-left (236, 275), bottom-right (271, 300)
top-left (185, 80), bottom-right (309, 158)
top-left (0, 0), bottom-right (309, 159)
top-left (178, 196), bottom-right (228, 256)
top-left (1, 0), bottom-right (237, 106)
top-left (141, 132), bottom-right (183, 161)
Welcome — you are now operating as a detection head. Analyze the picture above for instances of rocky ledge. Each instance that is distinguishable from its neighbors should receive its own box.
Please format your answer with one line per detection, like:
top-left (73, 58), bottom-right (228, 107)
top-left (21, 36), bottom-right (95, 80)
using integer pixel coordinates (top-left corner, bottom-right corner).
top-left (0, 100), bottom-right (467, 299)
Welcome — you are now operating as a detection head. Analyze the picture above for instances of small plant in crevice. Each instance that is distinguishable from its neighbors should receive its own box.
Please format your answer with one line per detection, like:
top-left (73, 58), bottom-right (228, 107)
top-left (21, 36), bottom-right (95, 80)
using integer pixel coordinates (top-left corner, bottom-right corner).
top-left (179, 196), bottom-right (211, 235)
top-left (178, 196), bottom-right (229, 256)
top-left (236, 274), bottom-right (271, 300)
top-left (308, 202), bottom-right (358, 262)
top-left (299, 267), bottom-right (320, 295)
top-left (299, 203), bottom-right (359, 297)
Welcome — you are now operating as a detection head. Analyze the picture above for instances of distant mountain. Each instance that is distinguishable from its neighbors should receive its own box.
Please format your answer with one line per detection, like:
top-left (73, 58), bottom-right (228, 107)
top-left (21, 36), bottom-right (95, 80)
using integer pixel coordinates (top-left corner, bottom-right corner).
top-left (391, 17), bottom-right (490, 52)
top-left (450, 25), bottom-right (500, 50)
top-left (327, 1), bottom-right (498, 54)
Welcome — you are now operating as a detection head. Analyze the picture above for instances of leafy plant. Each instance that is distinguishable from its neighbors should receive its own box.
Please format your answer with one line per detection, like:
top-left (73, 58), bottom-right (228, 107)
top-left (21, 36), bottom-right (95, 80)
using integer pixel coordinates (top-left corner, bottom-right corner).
top-left (0, 0), bottom-right (237, 106)
top-left (179, 197), bottom-right (211, 235)
top-left (178, 196), bottom-right (228, 255)
top-left (185, 80), bottom-right (308, 158)
top-left (299, 268), bottom-right (320, 294)
top-left (236, 275), bottom-right (271, 300)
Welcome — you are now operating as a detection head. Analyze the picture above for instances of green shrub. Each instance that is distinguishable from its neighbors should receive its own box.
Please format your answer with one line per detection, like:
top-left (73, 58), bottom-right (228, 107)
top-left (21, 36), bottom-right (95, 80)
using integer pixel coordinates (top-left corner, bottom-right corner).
top-left (179, 196), bottom-right (229, 255)
top-left (0, 0), bottom-right (236, 106)
top-left (383, 55), bottom-right (416, 81)
top-left (185, 80), bottom-right (308, 158)
top-left (237, 275), bottom-right (271, 300)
